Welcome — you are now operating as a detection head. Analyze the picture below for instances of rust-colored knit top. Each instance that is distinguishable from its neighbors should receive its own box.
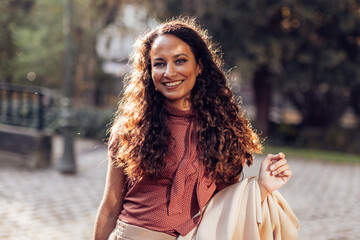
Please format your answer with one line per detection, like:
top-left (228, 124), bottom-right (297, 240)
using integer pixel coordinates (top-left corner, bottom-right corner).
top-left (117, 104), bottom-right (220, 237)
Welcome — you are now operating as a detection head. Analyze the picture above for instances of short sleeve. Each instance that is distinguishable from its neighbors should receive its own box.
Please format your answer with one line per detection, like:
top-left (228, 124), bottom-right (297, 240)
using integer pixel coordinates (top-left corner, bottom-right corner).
top-left (107, 128), bottom-right (119, 162)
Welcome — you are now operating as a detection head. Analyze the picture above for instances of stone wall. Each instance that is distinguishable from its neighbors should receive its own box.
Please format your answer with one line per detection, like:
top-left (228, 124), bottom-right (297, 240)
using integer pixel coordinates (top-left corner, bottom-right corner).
top-left (0, 124), bottom-right (52, 168)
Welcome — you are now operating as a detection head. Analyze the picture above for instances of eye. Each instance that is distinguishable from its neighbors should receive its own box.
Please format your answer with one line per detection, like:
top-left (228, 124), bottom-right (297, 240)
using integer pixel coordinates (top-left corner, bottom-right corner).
top-left (153, 62), bottom-right (165, 67)
top-left (176, 59), bottom-right (187, 64)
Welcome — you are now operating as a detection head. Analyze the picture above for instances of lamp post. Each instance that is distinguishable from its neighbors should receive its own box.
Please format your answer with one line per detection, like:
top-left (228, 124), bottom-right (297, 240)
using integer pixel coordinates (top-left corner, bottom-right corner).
top-left (58, 0), bottom-right (76, 174)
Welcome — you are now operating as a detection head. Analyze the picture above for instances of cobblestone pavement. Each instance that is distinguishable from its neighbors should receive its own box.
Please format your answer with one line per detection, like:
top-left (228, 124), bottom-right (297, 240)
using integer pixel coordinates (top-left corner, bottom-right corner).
top-left (0, 138), bottom-right (359, 240)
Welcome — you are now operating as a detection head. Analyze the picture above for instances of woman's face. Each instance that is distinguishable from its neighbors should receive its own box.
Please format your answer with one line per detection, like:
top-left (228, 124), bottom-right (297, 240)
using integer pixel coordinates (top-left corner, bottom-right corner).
top-left (150, 34), bottom-right (202, 110)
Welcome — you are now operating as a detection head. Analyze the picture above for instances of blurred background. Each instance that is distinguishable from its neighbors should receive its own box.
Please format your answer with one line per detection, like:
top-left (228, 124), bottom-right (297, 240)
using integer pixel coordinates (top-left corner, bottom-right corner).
top-left (1, 0), bottom-right (360, 152)
top-left (0, 0), bottom-right (359, 239)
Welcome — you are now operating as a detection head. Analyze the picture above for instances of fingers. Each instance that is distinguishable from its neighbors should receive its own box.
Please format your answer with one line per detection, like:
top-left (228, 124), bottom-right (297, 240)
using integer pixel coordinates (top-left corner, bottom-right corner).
top-left (271, 163), bottom-right (288, 176)
top-left (269, 158), bottom-right (287, 172)
top-left (262, 151), bottom-right (292, 178)
top-left (278, 169), bottom-right (292, 182)
top-left (278, 169), bottom-right (292, 178)
top-left (269, 157), bottom-right (291, 178)
top-left (265, 152), bottom-right (285, 162)
top-left (272, 162), bottom-right (292, 182)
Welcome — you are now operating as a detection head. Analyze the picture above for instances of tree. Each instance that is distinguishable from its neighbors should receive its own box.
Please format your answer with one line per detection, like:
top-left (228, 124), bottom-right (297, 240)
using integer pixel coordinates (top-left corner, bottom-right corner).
top-left (2, 0), bottom-right (124, 106)
top-left (0, 0), bottom-right (34, 83)
top-left (149, 0), bottom-right (285, 135)
top-left (71, 0), bottom-right (124, 105)
top-left (9, 0), bottom-right (64, 87)
top-left (278, 0), bottom-right (360, 127)
top-left (149, 0), bottom-right (360, 134)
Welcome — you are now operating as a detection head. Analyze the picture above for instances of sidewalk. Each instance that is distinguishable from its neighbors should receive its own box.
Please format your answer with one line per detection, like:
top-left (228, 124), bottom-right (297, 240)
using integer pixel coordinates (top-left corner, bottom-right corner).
top-left (245, 156), bottom-right (360, 240)
top-left (0, 137), bottom-right (359, 239)
top-left (0, 137), bottom-right (108, 240)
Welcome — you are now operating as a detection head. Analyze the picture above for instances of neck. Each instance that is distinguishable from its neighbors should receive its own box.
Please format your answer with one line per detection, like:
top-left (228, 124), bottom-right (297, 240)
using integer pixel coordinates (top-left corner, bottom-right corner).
top-left (165, 99), bottom-right (192, 111)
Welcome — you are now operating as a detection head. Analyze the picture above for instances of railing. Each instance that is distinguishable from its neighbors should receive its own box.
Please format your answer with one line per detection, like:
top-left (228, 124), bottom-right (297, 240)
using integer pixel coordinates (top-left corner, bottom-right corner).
top-left (0, 82), bottom-right (54, 130)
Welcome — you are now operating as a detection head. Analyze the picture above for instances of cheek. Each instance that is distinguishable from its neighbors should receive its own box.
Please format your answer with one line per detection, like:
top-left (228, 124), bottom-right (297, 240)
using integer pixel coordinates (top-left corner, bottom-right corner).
top-left (151, 69), bottom-right (161, 83)
top-left (188, 67), bottom-right (199, 80)
top-left (178, 65), bottom-right (196, 79)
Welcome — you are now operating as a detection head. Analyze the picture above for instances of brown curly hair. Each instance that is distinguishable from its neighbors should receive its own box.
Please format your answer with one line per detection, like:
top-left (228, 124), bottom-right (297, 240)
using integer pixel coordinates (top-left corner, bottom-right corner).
top-left (109, 17), bottom-right (262, 184)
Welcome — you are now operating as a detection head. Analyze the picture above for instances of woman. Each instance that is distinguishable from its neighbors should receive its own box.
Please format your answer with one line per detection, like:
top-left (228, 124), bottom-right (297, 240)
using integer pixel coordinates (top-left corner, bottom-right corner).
top-left (94, 17), bottom-right (297, 240)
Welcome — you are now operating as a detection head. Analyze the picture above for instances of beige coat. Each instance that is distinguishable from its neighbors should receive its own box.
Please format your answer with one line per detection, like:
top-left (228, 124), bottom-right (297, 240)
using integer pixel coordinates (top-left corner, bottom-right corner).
top-left (178, 177), bottom-right (300, 240)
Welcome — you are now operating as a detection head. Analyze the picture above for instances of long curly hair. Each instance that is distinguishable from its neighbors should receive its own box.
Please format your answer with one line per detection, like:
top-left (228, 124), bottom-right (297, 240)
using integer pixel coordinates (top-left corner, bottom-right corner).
top-left (109, 17), bottom-right (262, 184)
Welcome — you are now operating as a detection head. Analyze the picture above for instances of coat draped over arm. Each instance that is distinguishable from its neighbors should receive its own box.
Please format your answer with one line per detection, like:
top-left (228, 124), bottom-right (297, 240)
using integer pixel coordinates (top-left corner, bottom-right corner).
top-left (178, 177), bottom-right (299, 240)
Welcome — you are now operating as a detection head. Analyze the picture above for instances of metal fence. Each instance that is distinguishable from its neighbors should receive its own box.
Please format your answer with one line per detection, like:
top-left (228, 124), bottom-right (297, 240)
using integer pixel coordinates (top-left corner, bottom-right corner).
top-left (0, 83), bottom-right (54, 130)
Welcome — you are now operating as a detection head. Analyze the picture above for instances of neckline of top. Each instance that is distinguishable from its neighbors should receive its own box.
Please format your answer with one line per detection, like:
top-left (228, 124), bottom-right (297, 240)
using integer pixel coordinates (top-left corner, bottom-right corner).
top-left (164, 103), bottom-right (196, 118)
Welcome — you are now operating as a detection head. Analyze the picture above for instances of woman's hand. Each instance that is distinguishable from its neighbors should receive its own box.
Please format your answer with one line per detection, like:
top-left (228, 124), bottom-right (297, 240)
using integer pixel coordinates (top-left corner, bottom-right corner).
top-left (257, 152), bottom-right (292, 202)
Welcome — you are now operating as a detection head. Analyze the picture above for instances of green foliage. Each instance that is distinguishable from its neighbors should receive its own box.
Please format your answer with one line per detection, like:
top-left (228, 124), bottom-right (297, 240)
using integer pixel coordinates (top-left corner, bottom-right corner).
top-left (268, 122), bottom-right (360, 154)
top-left (46, 107), bottom-right (115, 140)
top-left (264, 144), bottom-right (360, 164)
top-left (153, 0), bottom-right (360, 84)
top-left (1, 0), bottom-right (123, 107)
top-left (152, 0), bottom-right (360, 127)
top-left (277, 0), bottom-right (360, 126)
top-left (0, 0), bottom-right (35, 82)
top-left (11, 0), bottom-right (64, 87)
top-left (68, 107), bottom-right (115, 140)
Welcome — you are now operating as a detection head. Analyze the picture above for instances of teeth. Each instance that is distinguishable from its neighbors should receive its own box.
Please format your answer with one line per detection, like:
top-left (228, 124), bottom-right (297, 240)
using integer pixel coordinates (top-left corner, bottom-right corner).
top-left (164, 81), bottom-right (182, 87)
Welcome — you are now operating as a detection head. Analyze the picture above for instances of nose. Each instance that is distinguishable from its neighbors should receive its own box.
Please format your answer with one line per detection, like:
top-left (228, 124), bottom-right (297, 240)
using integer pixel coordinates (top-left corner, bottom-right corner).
top-left (164, 63), bottom-right (176, 78)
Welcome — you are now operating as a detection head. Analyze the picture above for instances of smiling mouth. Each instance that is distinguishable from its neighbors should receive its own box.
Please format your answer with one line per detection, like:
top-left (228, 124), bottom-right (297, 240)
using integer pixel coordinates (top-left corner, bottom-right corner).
top-left (163, 80), bottom-right (183, 87)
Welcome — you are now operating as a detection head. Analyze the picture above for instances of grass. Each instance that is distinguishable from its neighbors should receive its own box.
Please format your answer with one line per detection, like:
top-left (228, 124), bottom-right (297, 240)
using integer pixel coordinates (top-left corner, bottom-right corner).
top-left (263, 145), bottom-right (360, 164)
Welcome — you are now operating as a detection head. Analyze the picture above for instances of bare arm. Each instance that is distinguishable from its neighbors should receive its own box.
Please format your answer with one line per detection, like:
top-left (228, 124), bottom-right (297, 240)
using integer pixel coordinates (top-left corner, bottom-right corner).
top-left (93, 160), bottom-right (126, 240)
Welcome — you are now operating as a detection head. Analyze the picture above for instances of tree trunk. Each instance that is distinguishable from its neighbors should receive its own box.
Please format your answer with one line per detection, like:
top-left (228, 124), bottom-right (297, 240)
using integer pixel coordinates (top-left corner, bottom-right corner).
top-left (288, 87), bottom-right (349, 128)
top-left (350, 86), bottom-right (360, 116)
top-left (1, 20), bottom-right (15, 83)
top-left (350, 86), bottom-right (360, 127)
top-left (253, 67), bottom-right (271, 136)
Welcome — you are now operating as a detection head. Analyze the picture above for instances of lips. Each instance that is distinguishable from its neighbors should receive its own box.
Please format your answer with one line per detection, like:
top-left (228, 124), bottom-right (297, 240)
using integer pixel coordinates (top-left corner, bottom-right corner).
top-left (162, 80), bottom-right (183, 87)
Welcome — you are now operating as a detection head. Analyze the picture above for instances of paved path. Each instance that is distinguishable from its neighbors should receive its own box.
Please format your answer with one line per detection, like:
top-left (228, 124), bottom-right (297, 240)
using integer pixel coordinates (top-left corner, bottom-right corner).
top-left (0, 138), bottom-right (359, 239)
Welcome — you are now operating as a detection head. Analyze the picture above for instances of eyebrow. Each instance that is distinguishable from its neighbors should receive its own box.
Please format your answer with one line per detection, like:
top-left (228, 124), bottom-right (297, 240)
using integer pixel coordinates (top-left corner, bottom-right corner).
top-left (153, 53), bottom-right (188, 61)
top-left (174, 53), bottom-right (188, 58)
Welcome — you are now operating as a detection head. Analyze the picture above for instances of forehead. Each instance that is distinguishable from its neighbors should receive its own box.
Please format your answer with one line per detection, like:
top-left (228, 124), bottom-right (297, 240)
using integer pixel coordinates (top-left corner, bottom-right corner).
top-left (150, 34), bottom-right (194, 58)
